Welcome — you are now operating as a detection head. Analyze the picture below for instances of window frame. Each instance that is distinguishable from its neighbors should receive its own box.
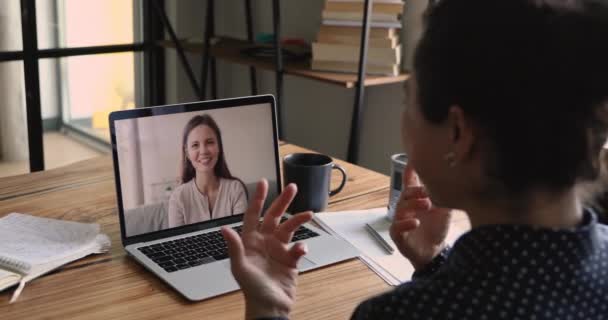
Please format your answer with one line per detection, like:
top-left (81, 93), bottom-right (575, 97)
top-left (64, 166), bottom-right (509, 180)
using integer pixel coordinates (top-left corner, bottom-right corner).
top-left (0, 0), bottom-right (165, 172)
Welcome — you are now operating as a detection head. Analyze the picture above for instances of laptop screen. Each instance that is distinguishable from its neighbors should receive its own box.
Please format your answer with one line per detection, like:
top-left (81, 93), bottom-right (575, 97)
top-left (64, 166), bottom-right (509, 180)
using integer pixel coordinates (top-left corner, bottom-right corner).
top-left (112, 99), bottom-right (279, 238)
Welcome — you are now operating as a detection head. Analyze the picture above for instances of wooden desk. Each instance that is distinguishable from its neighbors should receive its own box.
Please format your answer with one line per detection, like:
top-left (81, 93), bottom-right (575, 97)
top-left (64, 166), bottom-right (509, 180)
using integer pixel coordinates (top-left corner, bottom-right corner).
top-left (0, 143), bottom-right (393, 319)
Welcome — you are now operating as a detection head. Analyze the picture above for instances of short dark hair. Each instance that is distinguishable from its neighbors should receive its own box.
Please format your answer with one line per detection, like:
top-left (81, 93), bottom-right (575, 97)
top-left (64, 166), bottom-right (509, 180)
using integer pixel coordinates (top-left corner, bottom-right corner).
top-left (414, 0), bottom-right (608, 193)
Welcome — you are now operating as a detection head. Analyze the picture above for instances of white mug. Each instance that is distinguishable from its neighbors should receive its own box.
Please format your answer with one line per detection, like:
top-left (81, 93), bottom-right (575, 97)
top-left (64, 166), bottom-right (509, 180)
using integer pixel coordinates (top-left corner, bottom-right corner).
top-left (387, 153), bottom-right (408, 220)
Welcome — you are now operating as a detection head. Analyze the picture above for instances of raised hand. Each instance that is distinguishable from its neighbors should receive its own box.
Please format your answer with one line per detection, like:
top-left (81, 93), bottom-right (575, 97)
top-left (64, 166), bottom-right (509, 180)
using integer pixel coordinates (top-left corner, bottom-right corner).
top-left (389, 164), bottom-right (452, 270)
top-left (221, 179), bottom-right (313, 320)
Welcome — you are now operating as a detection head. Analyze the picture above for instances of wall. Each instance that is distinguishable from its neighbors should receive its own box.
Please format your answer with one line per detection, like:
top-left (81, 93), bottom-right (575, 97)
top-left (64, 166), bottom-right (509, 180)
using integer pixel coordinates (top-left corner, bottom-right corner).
top-left (164, 0), bottom-right (427, 175)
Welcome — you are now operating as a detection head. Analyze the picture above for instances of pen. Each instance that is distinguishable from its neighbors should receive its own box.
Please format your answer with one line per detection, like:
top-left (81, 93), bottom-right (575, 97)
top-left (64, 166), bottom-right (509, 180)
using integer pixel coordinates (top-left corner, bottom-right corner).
top-left (365, 223), bottom-right (394, 254)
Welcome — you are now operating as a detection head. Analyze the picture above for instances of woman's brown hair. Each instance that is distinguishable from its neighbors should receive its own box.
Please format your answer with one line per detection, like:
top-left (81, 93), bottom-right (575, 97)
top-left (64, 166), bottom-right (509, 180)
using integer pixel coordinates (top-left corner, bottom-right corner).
top-left (180, 115), bottom-right (244, 191)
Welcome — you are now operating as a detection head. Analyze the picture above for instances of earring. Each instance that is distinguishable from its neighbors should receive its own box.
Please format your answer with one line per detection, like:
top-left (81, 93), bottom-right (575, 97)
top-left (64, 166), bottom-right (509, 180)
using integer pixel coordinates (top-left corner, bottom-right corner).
top-left (444, 151), bottom-right (457, 168)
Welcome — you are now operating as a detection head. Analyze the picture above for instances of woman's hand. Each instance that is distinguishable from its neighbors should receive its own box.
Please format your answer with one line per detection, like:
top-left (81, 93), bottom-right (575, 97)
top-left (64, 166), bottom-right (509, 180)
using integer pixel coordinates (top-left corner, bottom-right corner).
top-left (389, 165), bottom-right (452, 270)
top-left (221, 179), bottom-right (313, 320)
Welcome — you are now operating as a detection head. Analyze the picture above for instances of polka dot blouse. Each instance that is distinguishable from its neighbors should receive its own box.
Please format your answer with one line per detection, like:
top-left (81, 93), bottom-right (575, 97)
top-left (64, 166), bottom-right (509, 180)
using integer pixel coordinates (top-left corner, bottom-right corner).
top-left (351, 209), bottom-right (608, 319)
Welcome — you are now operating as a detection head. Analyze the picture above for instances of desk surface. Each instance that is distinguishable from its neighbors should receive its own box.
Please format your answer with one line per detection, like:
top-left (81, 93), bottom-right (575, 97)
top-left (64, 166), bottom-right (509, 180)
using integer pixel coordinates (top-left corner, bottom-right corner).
top-left (0, 143), bottom-right (394, 319)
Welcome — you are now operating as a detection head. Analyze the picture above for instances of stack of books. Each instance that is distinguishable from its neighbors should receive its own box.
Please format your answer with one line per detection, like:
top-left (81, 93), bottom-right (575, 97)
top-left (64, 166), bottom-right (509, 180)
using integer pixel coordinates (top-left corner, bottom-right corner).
top-left (312, 0), bottom-right (404, 76)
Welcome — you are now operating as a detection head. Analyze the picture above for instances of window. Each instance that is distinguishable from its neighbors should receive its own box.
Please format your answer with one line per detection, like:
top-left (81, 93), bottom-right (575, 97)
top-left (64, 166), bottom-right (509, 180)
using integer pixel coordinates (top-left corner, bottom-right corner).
top-left (0, 0), bottom-right (163, 175)
top-left (0, 1), bottom-right (22, 51)
top-left (0, 61), bottom-right (29, 177)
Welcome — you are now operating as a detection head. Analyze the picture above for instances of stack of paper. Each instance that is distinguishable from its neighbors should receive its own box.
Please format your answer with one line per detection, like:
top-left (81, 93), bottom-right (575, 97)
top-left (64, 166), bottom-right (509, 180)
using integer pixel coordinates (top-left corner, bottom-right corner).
top-left (0, 213), bottom-right (111, 303)
top-left (314, 207), bottom-right (470, 286)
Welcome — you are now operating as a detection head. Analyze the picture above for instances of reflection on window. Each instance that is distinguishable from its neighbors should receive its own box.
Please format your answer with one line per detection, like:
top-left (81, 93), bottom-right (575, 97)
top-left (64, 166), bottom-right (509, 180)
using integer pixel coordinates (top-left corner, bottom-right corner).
top-left (0, 1), bottom-right (23, 51)
top-left (37, 0), bottom-right (136, 49)
top-left (48, 0), bottom-right (139, 142)
top-left (0, 62), bottom-right (29, 177)
top-left (62, 52), bottom-right (137, 141)
top-left (0, 0), bottom-right (140, 176)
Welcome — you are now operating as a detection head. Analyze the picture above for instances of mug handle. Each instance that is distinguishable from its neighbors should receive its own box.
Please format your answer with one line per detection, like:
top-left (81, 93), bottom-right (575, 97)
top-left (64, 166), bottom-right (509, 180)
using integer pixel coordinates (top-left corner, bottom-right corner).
top-left (329, 164), bottom-right (347, 196)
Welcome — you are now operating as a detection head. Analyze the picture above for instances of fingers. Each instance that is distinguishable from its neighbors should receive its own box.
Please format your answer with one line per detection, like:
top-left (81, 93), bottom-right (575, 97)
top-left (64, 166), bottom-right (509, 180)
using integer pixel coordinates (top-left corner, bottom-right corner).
top-left (275, 211), bottom-right (313, 243)
top-left (393, 174), bottom-right (431, 222)
top-left (401, 186), bottom-right (428, 200)
top-left (242, 179), bottom-right (269, 234)
top-left (288, 242), bottom-right (308, 264)
top-left (221, 227), bottom-right (245, 267)
top-left (403, 163), bottom-right (421, 187)
top-left (259, 183), bottom-right (298, 234)
top-left (394, 197), bottom-right (432, 221)
top-left (266, 237), bottom-right (308, 269)
top-left (389, 218), bottom-right (419, 241)
top-left (389, 218), bottom-right (420, 257)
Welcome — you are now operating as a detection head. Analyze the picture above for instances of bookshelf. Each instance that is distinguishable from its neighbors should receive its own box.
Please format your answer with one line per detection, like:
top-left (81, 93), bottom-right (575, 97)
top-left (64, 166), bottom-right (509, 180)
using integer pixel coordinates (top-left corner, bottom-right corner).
top-left (152, 0), bottom-right (410, 164)
top-left (158, 38), bottom-right (410, 88)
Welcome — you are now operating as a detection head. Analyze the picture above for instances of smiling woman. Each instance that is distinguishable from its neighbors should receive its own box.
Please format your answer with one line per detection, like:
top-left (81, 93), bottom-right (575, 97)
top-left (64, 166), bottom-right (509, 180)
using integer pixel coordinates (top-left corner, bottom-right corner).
top-left (167, 114), bottom-right (248, 228)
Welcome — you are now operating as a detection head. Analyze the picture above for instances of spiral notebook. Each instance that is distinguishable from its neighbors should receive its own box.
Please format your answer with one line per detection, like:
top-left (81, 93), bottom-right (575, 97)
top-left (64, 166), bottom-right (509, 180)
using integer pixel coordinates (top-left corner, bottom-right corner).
top-left (0, 213), bottom-right (111, 303)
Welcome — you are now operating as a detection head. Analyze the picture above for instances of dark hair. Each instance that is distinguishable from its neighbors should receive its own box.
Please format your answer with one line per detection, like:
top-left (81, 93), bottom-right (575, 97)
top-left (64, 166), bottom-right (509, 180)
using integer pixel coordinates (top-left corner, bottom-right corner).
top-left (414, 0), bottom-right (608, 193)
top-left (180, 114), bottom-right (241, 187)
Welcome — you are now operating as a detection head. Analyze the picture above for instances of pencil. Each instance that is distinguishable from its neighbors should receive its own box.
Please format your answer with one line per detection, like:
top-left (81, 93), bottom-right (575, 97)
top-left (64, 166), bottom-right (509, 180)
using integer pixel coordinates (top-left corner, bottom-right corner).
top-left (365, 223), bottom-right (395, 254)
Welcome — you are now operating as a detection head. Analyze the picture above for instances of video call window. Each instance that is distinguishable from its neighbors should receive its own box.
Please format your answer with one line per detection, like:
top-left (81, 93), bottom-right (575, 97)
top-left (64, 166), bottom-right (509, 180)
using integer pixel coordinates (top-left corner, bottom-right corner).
top-left (114, 103), bottom-right (278, 237)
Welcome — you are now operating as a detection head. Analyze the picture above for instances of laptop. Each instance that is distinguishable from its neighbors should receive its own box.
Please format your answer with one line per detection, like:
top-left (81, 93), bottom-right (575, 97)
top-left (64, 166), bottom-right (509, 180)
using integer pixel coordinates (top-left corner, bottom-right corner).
top-left (109, 95), bottom-right (359, 301)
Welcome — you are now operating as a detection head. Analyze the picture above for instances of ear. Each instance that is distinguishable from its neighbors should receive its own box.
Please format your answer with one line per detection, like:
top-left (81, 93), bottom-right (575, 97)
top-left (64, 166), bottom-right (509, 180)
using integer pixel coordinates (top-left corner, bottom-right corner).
top-left (446, 105), bottom-right (475, 163)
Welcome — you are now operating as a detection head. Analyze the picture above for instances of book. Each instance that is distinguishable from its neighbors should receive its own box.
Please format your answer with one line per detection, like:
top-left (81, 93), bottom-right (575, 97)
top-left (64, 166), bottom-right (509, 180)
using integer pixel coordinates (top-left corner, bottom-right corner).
top-left (318, 25), bottom-right (397, 38)
top-left (316, 33), bottom-right (399, 48)
top-left (0, 213), bottom-right (111, 303)
top-left (311, 60), bottom-right (400, 76)
top-left (322, 10), bottom-right (401, 23)
top-left (324, 1), bottom-right (404, 15)
top-left (323, 19), bottom-right (402, 29)
top-left (313, 42), bottom-right (401, 64)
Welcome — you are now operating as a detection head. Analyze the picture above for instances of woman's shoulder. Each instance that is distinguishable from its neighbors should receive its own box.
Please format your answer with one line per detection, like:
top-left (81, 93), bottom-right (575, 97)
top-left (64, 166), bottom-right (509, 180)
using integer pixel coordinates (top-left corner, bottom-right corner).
top-left (599, 222), bottom-right (608, 240)
top-left (221, 178), bottom-right (248, 200)
top-left (352, 269), bottom-right (470, 319)
top-left (170, 180), bottom-right (194, 198)
top-left (352, 277), bottom-right (445, 319)
top-left (221, 178), bottom-right (246, 191)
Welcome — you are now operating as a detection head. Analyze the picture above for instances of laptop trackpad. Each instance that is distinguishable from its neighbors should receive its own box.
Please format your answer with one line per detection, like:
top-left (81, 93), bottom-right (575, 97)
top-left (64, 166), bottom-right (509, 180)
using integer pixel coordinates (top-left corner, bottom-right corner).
top-left (221, 257), bottom-right (317, 271)
top-left (297, 257), bottom-right (316, 270)
top-left (220, 256), bottom-right (315, 270)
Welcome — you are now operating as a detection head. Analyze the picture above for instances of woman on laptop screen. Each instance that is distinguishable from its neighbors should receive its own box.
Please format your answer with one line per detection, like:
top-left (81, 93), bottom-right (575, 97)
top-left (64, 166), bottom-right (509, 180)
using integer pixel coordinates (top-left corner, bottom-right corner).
top-left (168, 114), bottom-right (248, 227)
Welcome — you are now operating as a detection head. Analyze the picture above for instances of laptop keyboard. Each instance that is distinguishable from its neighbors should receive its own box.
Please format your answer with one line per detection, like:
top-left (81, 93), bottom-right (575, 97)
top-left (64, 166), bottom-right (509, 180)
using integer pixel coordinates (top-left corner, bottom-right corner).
top-left (138, 222), bottom-right (320, 273)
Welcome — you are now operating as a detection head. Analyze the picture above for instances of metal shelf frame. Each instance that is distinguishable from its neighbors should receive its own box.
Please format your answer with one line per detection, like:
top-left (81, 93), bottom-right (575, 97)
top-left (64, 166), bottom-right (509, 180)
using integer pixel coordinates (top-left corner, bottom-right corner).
top-left (153, 0), bottom-right (378, 164)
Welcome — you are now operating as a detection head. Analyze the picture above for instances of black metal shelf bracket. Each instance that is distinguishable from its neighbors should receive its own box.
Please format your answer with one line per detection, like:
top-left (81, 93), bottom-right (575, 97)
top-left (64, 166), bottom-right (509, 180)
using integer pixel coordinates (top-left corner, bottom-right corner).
top-left (346, 0), bottom-right (372, 164)
top-left (193, 0), bottom-right (375, 162)
top-left (152, 0), bottom-right (203, 100)
top-left (272, 0), bottom-right (285, 140)
top-left (143, 0), bottom-right (166, 107)
top-left (245, 0), bottom-right (258, 96)
top-left (201, 0), bottom-right (214, 100)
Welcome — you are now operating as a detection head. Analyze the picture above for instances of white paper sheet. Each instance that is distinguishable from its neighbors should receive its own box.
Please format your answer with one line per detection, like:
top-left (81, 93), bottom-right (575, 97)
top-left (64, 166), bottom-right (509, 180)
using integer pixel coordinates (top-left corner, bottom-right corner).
top-left (0, 213), bottom-right (111, 302)
top-left (0, 213), bottom-right (101, 270)
top-left (314, 208), bottom-right (471, 286)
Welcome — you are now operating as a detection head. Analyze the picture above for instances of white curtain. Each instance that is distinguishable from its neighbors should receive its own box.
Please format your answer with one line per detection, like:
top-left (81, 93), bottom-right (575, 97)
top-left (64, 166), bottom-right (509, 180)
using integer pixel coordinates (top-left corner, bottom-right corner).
top-left (0, 1), bottom-right (28, 162)
top-left (116, 119), bottom-right (145, 210)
